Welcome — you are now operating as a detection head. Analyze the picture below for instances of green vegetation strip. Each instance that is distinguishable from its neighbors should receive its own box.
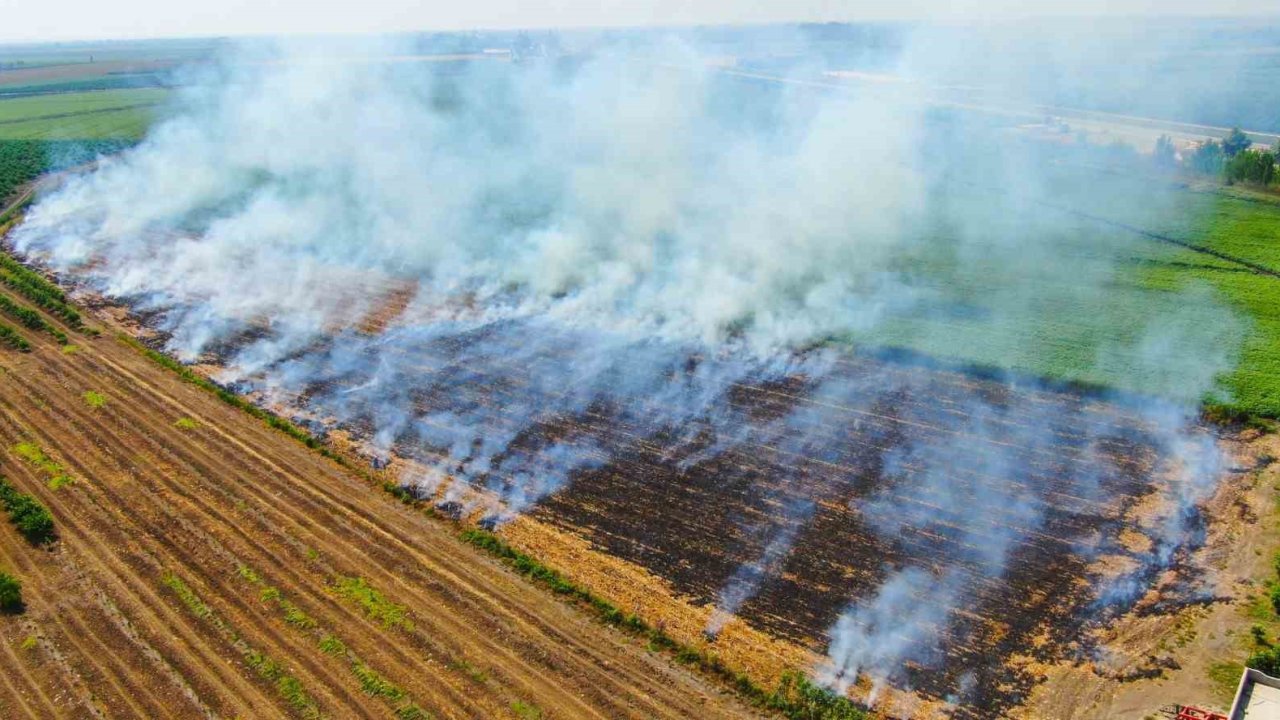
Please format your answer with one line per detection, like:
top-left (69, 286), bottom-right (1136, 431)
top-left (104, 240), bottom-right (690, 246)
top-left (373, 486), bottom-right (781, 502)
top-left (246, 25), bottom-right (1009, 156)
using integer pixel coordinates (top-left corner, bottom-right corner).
top-left (162, 571), bottom-right (322, 719)
top-left (459, 527), bottom-right (866, 720)
top-left (12, 442), bottom-right (74, 489)
top-left (0, 293), bottom-right (67, 343)
top-left (0, 250), bottom-right (82, 330)
top-left (1, 138), bottom-right (136, 200)
top-left (235, 565), bottom-right (431, 719)
top-left (115, 333), bottom-right (347, 463)
top-left (0, 476), bottom-right (54, 544)
top-left (328, 576), bottom-right (414, 632)
top-left (0, 321), bottom-right (29, 351)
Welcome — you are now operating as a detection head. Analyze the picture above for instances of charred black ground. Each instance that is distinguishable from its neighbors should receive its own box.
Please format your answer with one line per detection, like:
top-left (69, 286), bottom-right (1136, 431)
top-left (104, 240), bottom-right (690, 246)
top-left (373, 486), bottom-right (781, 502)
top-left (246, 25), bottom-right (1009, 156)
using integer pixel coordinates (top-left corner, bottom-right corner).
top-left (142, 314), bottom-right (1207, 717)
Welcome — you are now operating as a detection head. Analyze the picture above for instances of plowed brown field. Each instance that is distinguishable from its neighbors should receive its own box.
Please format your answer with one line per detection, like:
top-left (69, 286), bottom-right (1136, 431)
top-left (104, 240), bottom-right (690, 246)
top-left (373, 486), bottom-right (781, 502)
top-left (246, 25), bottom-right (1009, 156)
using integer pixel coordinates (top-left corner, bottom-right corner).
top-left (0, 284), bottom-right (762, 719)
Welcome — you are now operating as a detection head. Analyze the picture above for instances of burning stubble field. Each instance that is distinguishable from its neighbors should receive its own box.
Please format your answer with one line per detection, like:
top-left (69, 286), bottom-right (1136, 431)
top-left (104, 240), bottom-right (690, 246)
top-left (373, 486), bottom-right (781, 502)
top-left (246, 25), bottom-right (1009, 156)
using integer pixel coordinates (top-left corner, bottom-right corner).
top-left (3, 34), bottom-right (1280, 720)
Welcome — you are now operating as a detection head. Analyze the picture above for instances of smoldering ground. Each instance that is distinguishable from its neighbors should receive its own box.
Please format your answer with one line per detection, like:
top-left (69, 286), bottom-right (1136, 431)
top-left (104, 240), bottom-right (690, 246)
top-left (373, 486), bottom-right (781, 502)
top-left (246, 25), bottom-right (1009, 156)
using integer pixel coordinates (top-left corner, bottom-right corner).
top-left (10, 22), bottom-right (1252, 715)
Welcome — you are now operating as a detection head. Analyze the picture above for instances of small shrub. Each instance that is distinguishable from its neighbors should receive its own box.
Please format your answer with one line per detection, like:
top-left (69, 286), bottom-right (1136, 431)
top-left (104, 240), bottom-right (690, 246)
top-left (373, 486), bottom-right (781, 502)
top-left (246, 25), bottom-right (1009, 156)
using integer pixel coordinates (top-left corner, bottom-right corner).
top-left (1253, 624), bottom-right (1272, 647)
top-left (236, 564), bottom-right (261, 584)
top-left (353, 662), bottom-right (405, 700)
top-left (511, 700), bottom-right (542, 719)
top-left (449, 660), bottom-right (488, 684)
top-left (174, 417), bottom-right (199, 430)
top-left (280, 600), bottom-right (316, 630)
top-left (1249, 647), bottom-right (1280, 676)
top-left (275, 674), bottom-right (317, 717)
top-left (0, 571), bottom-right (22, 612)
top-left (0, 478), bottom-right (55, 545)
top-left (161, 572), bottom-right (212, 620)
top-left (395, 705), bottom-right (431, 720)
top-left (0, 323), bottom-right (30, 352)
top-left (81, 390), bottom-right (107, 409)
top-left (19, 634), bottom-right (36, 650)
top-left (10, 496), bottom-right (54, 543)
top-left (318, 634), bottom-right (346, 656)
top-left (330, 576), bottom-right (413, 631)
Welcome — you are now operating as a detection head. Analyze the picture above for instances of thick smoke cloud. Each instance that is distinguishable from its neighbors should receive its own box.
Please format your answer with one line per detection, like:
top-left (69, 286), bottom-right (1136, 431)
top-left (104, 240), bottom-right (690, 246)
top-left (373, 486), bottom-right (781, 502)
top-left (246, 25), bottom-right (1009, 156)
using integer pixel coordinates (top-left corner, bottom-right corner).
top-left (10, 25), bottom-right (1244, 709)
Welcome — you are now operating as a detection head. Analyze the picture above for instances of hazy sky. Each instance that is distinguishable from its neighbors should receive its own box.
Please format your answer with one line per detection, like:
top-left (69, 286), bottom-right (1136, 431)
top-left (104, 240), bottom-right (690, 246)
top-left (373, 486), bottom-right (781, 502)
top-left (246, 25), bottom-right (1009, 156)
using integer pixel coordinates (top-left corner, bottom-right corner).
top-left (1, 0), bottom-right (1277, 43)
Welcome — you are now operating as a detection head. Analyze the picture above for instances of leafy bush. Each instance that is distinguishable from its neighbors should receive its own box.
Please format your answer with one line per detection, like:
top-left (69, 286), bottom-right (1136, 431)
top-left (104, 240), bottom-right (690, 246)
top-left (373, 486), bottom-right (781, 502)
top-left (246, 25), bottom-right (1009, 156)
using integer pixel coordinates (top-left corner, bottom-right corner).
top-left (0, 323), bottom-right (30, 352)
top-left (0, 478), bottom-right (55, 544)
top-left (1223, 127), bottom-right (1252, 157)
top-left (81, 390), bottom-right (107, 409)
top-left (0, 294), bottom-right (66, 343)
top-left (1187, 140), bottom-right (1225, 176)
top-left (1224, 149), bottom-right (1277, 186)
top-left (1250, 646), bottom-right (1280, 676)
top-left (1253, 624), bottom-right (1271, 647)
top-left (0, 571), bottom-right (22, 612)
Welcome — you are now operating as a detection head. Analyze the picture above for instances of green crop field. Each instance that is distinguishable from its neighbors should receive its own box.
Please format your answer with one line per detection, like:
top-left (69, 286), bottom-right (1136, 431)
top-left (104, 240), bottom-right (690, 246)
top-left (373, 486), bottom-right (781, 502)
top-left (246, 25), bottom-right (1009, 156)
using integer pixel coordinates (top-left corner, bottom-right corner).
top-left (840, 166), bottom-right (1280, 416)
top-left (0, 88), bottom-right (167, 140)
top-left (1139, 193), bottom-right (1280, 416)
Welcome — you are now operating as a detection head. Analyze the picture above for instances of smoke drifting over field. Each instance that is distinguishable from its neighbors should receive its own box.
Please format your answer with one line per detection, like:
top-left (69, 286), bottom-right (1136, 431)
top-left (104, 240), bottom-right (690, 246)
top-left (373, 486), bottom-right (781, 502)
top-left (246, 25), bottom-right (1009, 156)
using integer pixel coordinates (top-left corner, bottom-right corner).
top-left (11, 25), bottom-right (1246, 713)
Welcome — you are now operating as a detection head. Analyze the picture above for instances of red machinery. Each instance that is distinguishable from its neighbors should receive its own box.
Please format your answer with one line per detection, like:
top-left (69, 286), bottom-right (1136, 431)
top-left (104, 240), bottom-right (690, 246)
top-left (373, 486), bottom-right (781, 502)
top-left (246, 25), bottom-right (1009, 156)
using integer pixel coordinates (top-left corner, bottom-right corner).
top-left (1161, 704), bottom-right (1229, 720)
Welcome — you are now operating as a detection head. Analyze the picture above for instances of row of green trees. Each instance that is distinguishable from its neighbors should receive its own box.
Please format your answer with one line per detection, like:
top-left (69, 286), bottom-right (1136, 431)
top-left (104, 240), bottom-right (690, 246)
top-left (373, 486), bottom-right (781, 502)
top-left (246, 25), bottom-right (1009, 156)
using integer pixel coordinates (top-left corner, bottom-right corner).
top-left (0, 139), bottom-right (132, 203)
top-left (0, 251), bottom-right (83, 330)
top-left (0, 294), bottom-right (69, 344)
top-left (1164, 127), bottom-right (1280, 187)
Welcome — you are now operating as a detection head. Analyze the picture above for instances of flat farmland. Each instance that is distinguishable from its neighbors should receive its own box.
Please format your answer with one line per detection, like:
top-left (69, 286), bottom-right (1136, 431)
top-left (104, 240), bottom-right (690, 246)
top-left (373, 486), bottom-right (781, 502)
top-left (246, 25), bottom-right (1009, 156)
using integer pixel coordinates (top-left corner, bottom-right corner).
top-left (0, 89), bottom-right (166, 140)
top-left (9, 160), bottom-right (1275, 718)
top-left (242, 306), bottom-right (1250, 717)
top-left (0, 284), bottom-right (760, 719)
top-left (2, 54), bottom-right (1278, 720)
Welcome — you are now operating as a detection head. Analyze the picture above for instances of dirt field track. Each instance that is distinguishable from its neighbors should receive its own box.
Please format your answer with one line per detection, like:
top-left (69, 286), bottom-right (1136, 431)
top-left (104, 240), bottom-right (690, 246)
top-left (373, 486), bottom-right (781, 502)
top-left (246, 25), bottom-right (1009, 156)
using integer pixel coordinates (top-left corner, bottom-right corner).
top-left (0, 284), bottom-right (762, 719)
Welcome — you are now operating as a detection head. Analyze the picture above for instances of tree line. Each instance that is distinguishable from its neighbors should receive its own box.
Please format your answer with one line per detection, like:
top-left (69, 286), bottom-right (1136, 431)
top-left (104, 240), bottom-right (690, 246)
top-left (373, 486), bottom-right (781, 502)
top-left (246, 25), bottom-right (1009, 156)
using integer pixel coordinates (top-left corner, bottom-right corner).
top-left (1159, 127), bottom-right (1279, 187)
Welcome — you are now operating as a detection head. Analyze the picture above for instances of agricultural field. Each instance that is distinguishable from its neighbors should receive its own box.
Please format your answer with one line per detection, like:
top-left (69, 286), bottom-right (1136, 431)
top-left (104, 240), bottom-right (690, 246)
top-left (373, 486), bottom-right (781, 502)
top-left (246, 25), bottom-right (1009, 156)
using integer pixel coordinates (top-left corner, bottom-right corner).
top-left (849, 170), bottom-right (1280, 418)
top-left (0, 88), bottom-right (165, 141)
top-left (7, 169), bottom-right (1270, 718)
top-left (0, 34), bottom-right (1279, 720)
top-left (0, 280), bottom-right (761, 719)
top-left (1139, 191), bottom-right (1280, 416)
